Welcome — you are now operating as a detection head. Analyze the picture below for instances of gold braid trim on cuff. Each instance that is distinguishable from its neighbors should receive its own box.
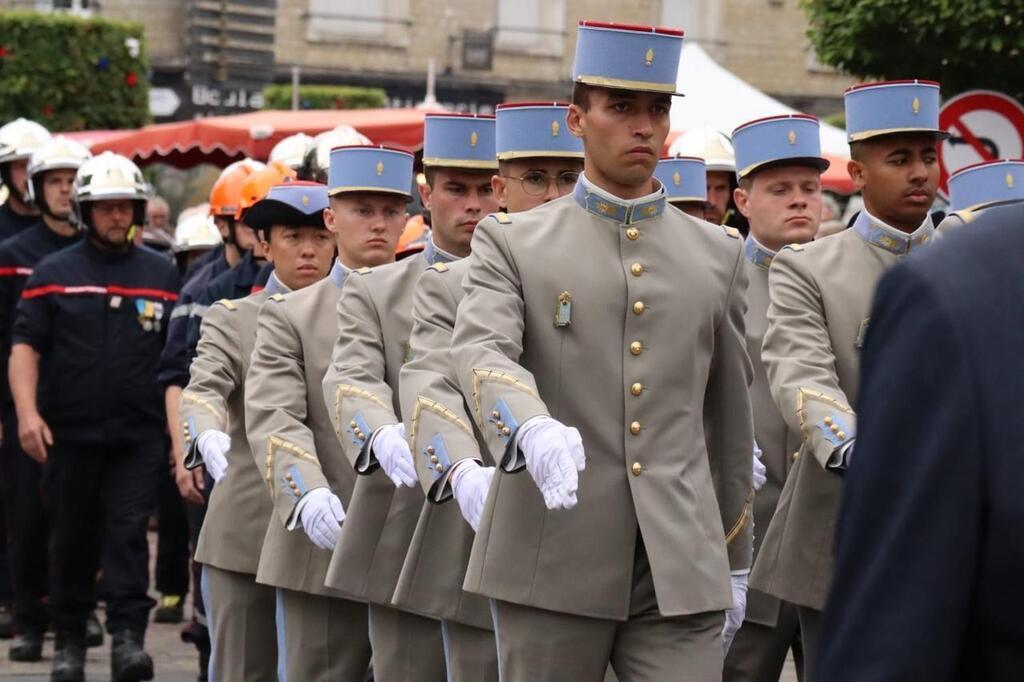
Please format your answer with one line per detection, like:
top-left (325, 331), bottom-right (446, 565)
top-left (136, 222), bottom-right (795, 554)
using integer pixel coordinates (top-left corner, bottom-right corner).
top-left (264, 436), bottom-right (318, 494)
top-left (469, 368), bottom-right (539, 425)
top-left (409, 396), bottom-right (473, 446)
top-left (725, 490), bottom-right (755, 545)
top-left (181, 391), bottom-right (224, 421)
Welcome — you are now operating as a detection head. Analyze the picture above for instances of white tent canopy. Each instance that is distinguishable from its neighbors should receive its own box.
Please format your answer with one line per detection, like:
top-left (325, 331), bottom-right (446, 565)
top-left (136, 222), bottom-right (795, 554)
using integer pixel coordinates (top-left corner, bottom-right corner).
top-left (671, 43), bottom-right (850, 157)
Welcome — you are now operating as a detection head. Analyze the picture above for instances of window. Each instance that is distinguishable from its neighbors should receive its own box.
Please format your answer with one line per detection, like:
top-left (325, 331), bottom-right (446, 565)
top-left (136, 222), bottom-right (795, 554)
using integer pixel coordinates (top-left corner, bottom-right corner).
top-left (496, 0), bottom-right (565, 56)
top-left (38, 0), bottom-right (92, 15)
top-left (306, 0), bottom-right (410, 44)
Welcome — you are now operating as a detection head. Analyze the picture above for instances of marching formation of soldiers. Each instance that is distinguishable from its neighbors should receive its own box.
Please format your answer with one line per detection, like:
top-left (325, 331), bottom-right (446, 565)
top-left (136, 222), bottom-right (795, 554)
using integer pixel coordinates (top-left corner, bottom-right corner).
top-left (0, 16), bottom-right (1022, 682)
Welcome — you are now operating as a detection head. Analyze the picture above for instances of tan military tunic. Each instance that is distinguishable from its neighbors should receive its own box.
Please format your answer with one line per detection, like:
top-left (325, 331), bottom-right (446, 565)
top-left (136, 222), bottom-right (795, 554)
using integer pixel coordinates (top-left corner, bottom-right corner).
top-left (244, 271), bottom-right (358, 597)
top-left (740, 239), bottom-right (803, 628)
top-left (451, 180), bottom-right (754, 622)
top-left (321, 250), bottom-right (433, 606)
top-left (393, 256), bottom-right (494, 630)
top-left (181, 291), bottom-right (271, 575)
top-left (750, 212), bottom-right (934, 610)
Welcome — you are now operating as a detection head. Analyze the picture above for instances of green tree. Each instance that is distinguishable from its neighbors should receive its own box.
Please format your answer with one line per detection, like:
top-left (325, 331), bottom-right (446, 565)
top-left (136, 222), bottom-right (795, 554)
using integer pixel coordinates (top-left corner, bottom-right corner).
top-left (262, 84), bottom-right (387, 111)
top-left (803, 0), bottom-right (1024, 99)
top-left (0, 11), bottom-right (150, 130)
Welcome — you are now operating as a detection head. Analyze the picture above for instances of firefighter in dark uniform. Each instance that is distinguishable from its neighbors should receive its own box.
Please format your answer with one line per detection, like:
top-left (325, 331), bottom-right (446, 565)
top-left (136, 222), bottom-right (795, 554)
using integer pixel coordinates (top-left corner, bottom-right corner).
top-left (9, 152), bottom-right (181, 682)
top-left (0, 118), bottom-right (50, 241)
top-left (0, 137), bottom-right (96, 663)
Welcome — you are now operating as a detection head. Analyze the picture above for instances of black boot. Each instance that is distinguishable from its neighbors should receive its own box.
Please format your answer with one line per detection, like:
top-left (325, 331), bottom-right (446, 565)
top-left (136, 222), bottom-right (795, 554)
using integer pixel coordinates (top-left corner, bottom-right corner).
top-left (85, 612), bottom-right (103, 648)
top-left (51, 638), bottom-right (86, 682)
top-left (197, 638), bottom-right (210, 682)
top-left (110, 630), bottom-right (154, 682)
top-left (9, 630), bottom-right (44, 662)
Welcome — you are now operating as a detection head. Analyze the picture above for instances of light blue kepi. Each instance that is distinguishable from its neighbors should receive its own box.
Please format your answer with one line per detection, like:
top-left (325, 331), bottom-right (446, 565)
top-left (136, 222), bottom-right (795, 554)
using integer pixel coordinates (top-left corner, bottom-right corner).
top-left (844, 79), bottom-right (948, 142)
top-left (243, 181), bottom-right (329, 230)
top-left (422, 114), bottom-right (497, 170)
top-left (654, 156), bottom-right (706, 203)
top-left (948, 159), bottom-right (1024, 211)
top-left (732, 114), bottom-right (830, 180)
top-left (572, 20), bottom-right (684, 95)
top-left (495, 102), bottom-right (583, 160)
top-left (328, 145), bottom-right (414, 198)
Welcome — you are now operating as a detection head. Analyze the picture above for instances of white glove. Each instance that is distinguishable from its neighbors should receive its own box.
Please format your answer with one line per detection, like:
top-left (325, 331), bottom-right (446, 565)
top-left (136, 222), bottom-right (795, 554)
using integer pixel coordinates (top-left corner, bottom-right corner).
top-left (518, 416), bottom-right (586, 510)
top-left (298, 487), bottom-right (346, 550)
top-left (752, 442), bottom-right (766, 492)
top-left (722, 573), bottom-right (749, 653)
top-left (452, 463), bottom-right (495, 532)
top-left (196, 429), bottom-right (230, 483)
top-left (371, 423), bottom-right (417, 488)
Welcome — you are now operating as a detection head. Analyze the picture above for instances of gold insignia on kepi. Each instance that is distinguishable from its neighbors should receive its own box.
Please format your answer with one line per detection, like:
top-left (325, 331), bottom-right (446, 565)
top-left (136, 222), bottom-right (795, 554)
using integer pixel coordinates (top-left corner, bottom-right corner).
top-left (551, 120), bottom-right (560, 137)
top-left (376, 161), bottom-right (384, 176)
top-left (1007, 173), bottom-right (1015, 188)
top-left (470, 131), bottom-right (479, 148)
top-left (672, 171), bottom-right (681, 186)
top-left (912, 97), bottom-right (921, 114)
top-left (644, 48), bottom-right (654, 66)
top-left (788, 130), bottom-right (797, 145)
top-left (301, 194), bottom-right (310, 206)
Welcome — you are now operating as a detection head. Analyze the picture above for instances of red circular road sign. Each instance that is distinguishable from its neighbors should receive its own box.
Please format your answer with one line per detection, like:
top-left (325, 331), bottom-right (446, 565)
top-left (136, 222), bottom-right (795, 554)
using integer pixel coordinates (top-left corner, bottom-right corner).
top-left (938, 90), bottom-right (1024, 198)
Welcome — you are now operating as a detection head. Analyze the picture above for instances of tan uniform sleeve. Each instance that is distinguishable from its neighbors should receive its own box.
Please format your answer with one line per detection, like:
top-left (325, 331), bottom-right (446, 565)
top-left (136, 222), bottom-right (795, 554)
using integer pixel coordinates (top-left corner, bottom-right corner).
top-left (450, 217), bottom-right (549, 472)
top-left (400, 265), bottom-right (484, 502)
top-left (245, 297), bottom-right (330, 527)
top-left (323, 272), bottom-right (397, 471)
top-left (762, 247), bottom-right (856, 471)
top-left (703, 244), bottom-right (755, 571)
top-left (179, 301), bottom-right (239, 469)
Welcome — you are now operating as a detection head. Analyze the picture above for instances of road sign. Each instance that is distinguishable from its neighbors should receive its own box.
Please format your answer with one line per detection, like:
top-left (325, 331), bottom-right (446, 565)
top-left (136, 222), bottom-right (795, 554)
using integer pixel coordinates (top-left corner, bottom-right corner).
top-left (149, 87), bottom-right (182, 118)
top-left (938, 90), bottom-right (1024, 198)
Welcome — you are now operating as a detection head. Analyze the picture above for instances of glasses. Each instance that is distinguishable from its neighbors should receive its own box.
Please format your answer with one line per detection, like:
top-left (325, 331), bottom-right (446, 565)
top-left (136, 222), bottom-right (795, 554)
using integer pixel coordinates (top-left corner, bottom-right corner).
top-left (502, 170), bottom-right (580, 197)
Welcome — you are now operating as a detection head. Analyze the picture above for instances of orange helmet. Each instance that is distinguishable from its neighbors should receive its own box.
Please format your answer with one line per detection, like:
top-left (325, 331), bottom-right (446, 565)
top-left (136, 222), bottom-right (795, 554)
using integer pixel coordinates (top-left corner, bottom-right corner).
top-left (235, 161), bottom-right (297, 221)
top-left (396, 214), bottom-right (428, 258)
top-left (209, 159), bottom-right (264, 218)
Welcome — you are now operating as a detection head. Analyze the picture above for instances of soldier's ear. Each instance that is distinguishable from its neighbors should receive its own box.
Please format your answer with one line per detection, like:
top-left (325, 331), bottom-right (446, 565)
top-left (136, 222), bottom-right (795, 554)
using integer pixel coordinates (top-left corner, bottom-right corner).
top-left (566, 105), bottom-right (585, 139)
top-left (491, 174), bottom-right (508, 208)
top-left (418, 180), bottom-right (433, 211)
top-left (847, 159), bottom-right (867, 191)
top-left (733, 186), bottom-right (752, 218)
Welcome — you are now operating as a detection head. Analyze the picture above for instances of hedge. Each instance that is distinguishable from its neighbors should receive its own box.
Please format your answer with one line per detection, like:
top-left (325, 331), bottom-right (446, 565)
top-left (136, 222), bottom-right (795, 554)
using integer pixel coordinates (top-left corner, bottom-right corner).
top-left (262, 84), bottom-right (387, 111)
top-left (0, 10), bottom-right (149, 131)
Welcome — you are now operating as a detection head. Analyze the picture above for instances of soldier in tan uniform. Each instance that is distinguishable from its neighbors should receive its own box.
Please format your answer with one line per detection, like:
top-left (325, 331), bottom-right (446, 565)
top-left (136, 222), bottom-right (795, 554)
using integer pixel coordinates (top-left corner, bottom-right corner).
top-left (243, 147), bottom-right (414, 681)
top-left (936, 159), bottom-right (1024, 236)
top-left (322, 116), bottom-right (499, 681)
top-left (394, 102), bottom-right (584, 682)
top-left (722, 114), bottom-right (834, 681)
top-left (180, 182), bottom-right (335, 681)
top-left (749, 80), bottom-right (948, 680)
top-left (450, 21), bottom-right (754, 681)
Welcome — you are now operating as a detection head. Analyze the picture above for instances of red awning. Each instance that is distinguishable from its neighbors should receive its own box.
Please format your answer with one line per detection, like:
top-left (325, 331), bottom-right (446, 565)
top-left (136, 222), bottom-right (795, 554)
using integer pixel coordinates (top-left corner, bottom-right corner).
top-left (63, 108), bottom-right (441, 169)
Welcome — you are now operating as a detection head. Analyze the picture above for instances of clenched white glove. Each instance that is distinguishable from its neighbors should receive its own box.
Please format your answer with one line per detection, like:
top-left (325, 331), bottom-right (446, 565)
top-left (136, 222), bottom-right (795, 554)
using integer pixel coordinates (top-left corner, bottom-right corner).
top-left (196, 429), bottom-right (230, 483)
top-left (752, 442), bottom-right (766, 492)
top-left (298, 487), bottom-right (346, 550)
top-left (518, 416), bottom-right (586, 510)
top-left (452, 463), bottom-right (495, 531)
top-left (722, 573), bottom-right (749, 653)
top-left (371, 423), bottom-right (417, 488)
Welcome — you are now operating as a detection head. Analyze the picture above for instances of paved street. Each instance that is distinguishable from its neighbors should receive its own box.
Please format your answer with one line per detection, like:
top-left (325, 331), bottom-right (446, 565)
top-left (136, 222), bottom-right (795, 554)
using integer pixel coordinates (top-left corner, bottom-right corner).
top-left (1, 533), bottom-right (800, 681)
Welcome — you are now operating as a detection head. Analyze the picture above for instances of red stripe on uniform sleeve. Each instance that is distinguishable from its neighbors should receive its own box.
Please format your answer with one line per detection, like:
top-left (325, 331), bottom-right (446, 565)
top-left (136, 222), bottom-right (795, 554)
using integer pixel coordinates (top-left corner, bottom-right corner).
top-left (107, 286), bottom-right (179, 301)
top-left (22, 284), bottom-right (179, 301)
top-left (0, 267), bottom-right (32, 277)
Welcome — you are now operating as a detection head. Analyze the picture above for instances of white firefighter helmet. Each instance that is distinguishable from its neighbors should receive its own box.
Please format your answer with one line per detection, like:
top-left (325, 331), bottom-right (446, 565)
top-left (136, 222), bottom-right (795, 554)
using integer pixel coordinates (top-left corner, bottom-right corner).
top-left (269, 133), bottom-right (313, 171)
top-left (668, 128), bottom-right (736, 173)
top-left (0, 118), bottom-right (52, 165)
top-left (26, 136), bottom-right (93, 207)
top-left (71, 152), bottom-right (149, 230)
top-left (303, 125), bottom-right (372, 181)
top-left (174, 212), bottom-right (223, 253)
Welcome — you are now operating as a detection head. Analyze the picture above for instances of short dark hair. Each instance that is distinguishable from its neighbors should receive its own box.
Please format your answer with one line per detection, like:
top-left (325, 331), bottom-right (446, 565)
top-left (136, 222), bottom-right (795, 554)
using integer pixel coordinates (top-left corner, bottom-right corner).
top-left (737, 176), bottom-right (753, 191)
top-left (423, 166), bottom-right (437, 188)
top-left (849, 141), bottom-right (867, 162)
top-left (572, 82), bottom-right (594, 111)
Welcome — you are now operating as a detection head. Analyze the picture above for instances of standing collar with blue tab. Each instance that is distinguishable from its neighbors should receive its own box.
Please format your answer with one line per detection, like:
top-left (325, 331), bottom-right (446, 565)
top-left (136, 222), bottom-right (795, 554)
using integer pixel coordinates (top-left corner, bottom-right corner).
top-left (423, 238), bottom-right (459, 266)
top-left (329, 259), bottom-right (349, 288)
top-left (852, 209), bottom-right (933, 255)
top-left (572, 172), bottom-right (666, 225)
top-left (263, 271), bottom-right (291, 297)
top-left (744, 236), bottom-right (777, 270)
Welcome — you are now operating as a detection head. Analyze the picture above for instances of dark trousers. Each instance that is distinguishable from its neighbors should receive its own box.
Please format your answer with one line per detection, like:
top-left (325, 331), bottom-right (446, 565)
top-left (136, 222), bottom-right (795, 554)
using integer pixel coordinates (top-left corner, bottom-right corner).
top-left (2, 405), bottom-right (49, 634)
top-left (46, 437), bottom-right (162, 642)
top-left (155, 459), bottom-right (190, 597)
top-left (186, 496), bottom-right (207, 619)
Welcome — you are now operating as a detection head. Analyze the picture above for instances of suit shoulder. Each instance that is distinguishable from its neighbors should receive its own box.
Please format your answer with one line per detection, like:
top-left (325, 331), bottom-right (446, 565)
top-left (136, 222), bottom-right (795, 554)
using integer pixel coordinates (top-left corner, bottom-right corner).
top-left (214, 298), bottom-right (237, 311)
